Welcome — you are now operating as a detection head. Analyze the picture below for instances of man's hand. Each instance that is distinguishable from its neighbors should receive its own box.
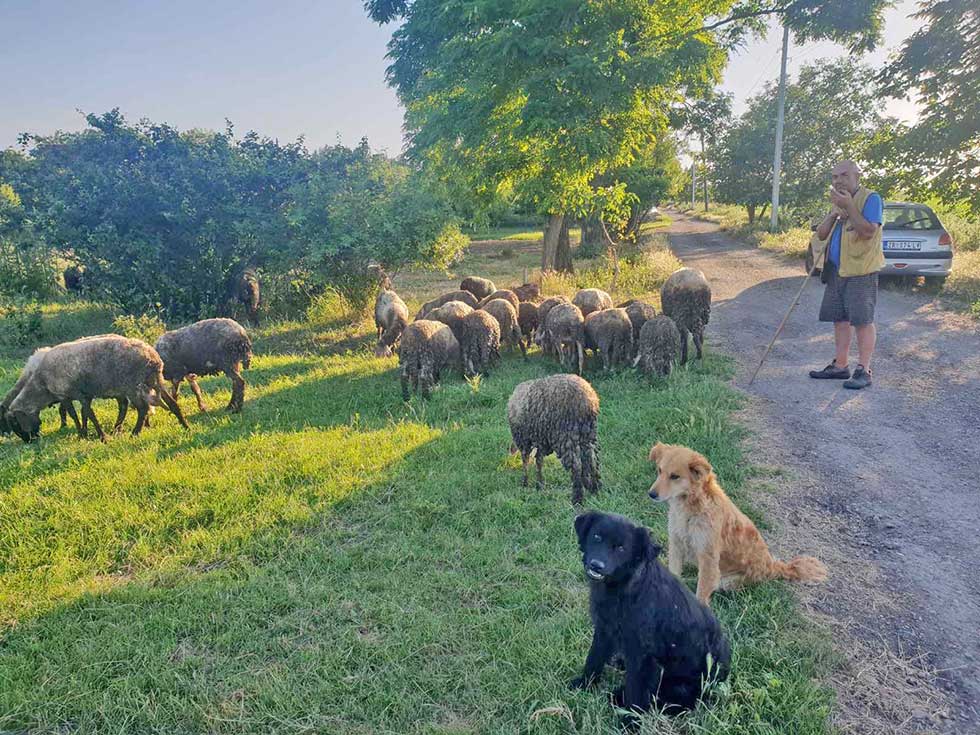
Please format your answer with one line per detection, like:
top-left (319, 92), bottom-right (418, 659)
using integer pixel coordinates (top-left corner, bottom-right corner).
top-left (830, 187), bottom-right (854, 210)
top-left (831, 205), bottom-right (848, 220)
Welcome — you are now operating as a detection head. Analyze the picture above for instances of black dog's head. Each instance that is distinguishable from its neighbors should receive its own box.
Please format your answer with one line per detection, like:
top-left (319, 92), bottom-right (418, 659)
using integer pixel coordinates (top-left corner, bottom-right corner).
top-left (574, 512), bottom-right (661, 585)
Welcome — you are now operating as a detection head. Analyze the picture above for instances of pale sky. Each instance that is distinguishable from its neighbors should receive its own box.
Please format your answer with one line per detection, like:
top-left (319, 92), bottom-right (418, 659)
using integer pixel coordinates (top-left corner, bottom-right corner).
top-left (1, 1), bottom-right (921, 155)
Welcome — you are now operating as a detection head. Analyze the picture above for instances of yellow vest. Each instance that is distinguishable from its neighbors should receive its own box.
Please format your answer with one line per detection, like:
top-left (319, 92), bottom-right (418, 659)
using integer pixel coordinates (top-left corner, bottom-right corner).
top-left (811, 186), bottom-right (884, 277)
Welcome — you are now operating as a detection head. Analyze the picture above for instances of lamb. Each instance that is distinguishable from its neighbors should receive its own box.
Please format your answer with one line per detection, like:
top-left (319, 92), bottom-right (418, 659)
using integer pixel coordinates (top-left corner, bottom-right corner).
top-left (661, 268), bottom-right (711, 364)
top-left (236, 268), bottom-right (261, 327)
top-left (426, 300), bottom-right (474, 342)
top-left (512, 282), bottom-right (540, 302)
top-left (155, 318), bottom-right (253, 413)
top-left (398, 320), bottom-right (461, 400)
top-left (374, 288), bottom-right (410, 357)
top-left (480, 298), bottom-right (526, 358)
top-left (623, 300), bottom-right (657, 350)
top-left (415, 290), bottom-right (480, 320)
top-left (634, 315), bottom-right (681, 377)
top-left (539, 302), bottom-right (585, 374)
top-left (572, 288), bottom-right (613, 317)
top-left (2, 335), bottom-right (187, 442)
top-left (517, 301), bottom-right (539, 350)
top-left (584, 308), bottom-right (633, 371)
top-left (507, 374), bottom-right (600, 505)
top-left (477, 289), bottom-right (520, 311)
top-left (534, 295), bottom-right (571, 356)
top-left (460, 276), bottom-right (496, 300)
top-left (459, 310), bottom-right (501, 378)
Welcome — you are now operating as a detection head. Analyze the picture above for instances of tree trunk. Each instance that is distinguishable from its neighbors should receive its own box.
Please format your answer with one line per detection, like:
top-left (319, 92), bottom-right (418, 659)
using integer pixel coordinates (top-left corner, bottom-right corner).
top-left (747, 205), bottom-right (756, 225)
top-left (555, 217), bottom-right (573, 273)
top-left (579, 215), bottom-right (604, 255)
top-left (541, 213), bottom-right (563, 272)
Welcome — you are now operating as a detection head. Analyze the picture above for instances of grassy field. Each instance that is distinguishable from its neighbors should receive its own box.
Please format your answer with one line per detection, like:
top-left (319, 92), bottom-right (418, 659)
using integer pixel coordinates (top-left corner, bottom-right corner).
top-left (0, 235), bottom-right (834, 734)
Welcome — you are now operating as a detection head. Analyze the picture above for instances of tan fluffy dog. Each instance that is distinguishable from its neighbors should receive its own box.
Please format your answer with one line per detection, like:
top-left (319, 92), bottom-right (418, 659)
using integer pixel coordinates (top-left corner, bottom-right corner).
top-left (648, 442), bottom-right (828, 604)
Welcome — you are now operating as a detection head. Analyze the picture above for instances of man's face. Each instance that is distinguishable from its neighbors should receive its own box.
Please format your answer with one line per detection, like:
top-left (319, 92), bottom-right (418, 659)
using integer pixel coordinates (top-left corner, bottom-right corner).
top-left (831, 164), bottom-right (859, 194)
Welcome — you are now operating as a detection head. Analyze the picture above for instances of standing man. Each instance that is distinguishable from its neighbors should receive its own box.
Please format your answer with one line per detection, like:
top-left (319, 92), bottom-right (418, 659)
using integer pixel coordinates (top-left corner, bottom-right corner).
top-left (808, 160), bottom-right (884, 390)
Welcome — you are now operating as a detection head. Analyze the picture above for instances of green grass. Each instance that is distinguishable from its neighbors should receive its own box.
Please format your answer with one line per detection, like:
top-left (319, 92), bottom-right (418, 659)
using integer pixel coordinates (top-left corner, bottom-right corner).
top-left (0, 240), bottom-right (835, 733)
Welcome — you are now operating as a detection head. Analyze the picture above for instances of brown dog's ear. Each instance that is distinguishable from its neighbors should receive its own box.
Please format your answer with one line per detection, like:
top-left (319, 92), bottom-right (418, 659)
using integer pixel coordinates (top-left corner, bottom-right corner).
top-left (688, 453), bottom-right (712, 484)
top-left (648, 442), bottom-right (667, 463)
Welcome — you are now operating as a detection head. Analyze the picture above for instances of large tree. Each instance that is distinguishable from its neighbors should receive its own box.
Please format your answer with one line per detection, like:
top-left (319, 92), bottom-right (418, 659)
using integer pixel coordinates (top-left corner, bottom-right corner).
top-left (880, 0), bottom-right (979, 213)
top-left (677, 89), bottom-right (733, 211)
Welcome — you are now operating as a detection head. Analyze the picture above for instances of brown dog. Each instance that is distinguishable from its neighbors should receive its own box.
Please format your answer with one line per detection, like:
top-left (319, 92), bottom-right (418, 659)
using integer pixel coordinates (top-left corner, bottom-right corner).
top-left (648, 442), bottom-right (828, 605)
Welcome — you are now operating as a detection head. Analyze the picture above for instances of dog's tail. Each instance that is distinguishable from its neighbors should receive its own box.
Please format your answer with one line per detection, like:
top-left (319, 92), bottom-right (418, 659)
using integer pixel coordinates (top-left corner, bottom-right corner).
top-left (773, 555), bottom-right (828, 582)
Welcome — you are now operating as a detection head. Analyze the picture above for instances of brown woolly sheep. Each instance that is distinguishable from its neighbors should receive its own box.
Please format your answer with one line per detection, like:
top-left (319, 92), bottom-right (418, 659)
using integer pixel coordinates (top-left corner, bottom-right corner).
top-left (415, 290), bottom-right (480, 320)
top-left (236, 269), bottom-right (261, 327)
top-left (459, 310), bottom-right (501, 378)
top-left (634, 315), bottom-right (682, 377)
top-left (477, 289), bottom-right (520, 311)
top-left (539, 302), bottom-right (585, 374)
top-left (480, 298), bottom-right (526, 358)
top-left (534, 295), bottom-right (571, 355)
top-left (374, 288), bottom-right (410, 357)
top-left (661, 268), bottom-right (711, 364)
top-left (517, 301), bottom-right (539, 350)
top-left (427, 300), bottom-right (474, 343)
top-left (572, 288), bottom-right (613, 317)
top-left (63, 265), bottom-right (84, 294)
top-left (3, 335), bottom-right (187, 442)
top-left (623, 300), bottom-right (657, 347)
top-left (584, 308), bottom-right (633, 371)
top-left (512, 282), bottom-right (541, 302)
top-left (155, 318), bottom-right (252, 413)
top-left (507, 374), bottom-right (600, 505)
top-left (398, 320), bottom-right (461, 400)
top-left (460, 276), bottom-right (496, 300)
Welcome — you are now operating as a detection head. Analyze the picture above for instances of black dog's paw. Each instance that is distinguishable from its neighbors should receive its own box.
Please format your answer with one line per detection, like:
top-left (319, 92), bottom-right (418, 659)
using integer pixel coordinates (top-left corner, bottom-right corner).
top-left (569, 675), bottom-right (594, 691)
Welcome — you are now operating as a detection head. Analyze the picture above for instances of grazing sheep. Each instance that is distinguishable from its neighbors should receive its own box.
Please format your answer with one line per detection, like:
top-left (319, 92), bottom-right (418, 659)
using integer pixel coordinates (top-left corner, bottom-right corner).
top-left (3, 335), bottom-right (187, 442)
top-left (539, 302), bottom-right (585, 374)
top-left (236, 269), bottom-right (261, 327)
top-left (634, 315), bottom-right (681, 377)
top-left (512, 282), bottom-right (540, 302)
top-left (572, 288), bottom-right (613, 317)
top-left (155, 318), bottom-right (252, 413)
top-left (459, 310), bottom-right (501, 377)
top-left (398, 320), bottom-right (461, 400)
top-left (517, 301), bottom-right (539, 350)
top-left (374, 288), bottom-right (410, 357)
top-left (460, 276), bottom-right (496, 300)
top-left (63, 265), bottom-right (84, 294)
top-left (661, 268), bottom-right (711, 364)
top-left (534, 295), bottom-right (571, 355)
top-left (584, 308), bottom-right (633, 371)
top-left (427, 300), bottom-right (474, 342)
top-left (415, 290), bottom-right (480, 320)
top-left (507, 374), bottom-right (600, 505)
top-left (623, 300), bottom-right (657, 348)
top-left (477, 289), bottom-right (520, 311)
top-left (480, 298), bottom-right (526, 358)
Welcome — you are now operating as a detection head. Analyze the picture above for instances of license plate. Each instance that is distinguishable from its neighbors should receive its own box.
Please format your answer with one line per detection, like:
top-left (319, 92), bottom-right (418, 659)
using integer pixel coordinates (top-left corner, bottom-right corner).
top-left (884, 240), bottom-right (921, 251)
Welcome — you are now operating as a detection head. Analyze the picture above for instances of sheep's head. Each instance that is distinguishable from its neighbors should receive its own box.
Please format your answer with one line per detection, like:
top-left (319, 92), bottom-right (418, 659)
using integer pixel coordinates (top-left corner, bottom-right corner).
top-left (6, 409), bottom-right (41, 442)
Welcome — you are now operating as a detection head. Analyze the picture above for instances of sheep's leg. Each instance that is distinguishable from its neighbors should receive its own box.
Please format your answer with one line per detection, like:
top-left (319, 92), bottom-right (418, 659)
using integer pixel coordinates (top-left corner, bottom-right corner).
top-left (521, 450), bottom-right (531, 487)
top-left (535, 451), bottom-right (545, 489)
top-left (693, 328), bottom-right (704, 360)
top-left (171, 378), bottom-right (182, 397)
top-left (113, 398), bottom-right (129, 433)
top-left (131, 400), bottom-right (149, 436)
top-left (61, 401), bottom-right (82, 434)
top-left (157, 384), bottom-right (189, 429)
top-left (517, 330), bottom-right (527, 360)
top-left (226, 365), bottom-right (245, 412)
top-left (400, 368), bottom-right (411, 401)
top-left (679, 328), bottom-right (690, 365)
top-left (577, 342), bottom-right (585, 376)
top-left (187, 375), bottom-right (207, 413)
top-left (58, 402), bottom-right (68, 429)
top-left (82, 399), bottom-right (107, 443)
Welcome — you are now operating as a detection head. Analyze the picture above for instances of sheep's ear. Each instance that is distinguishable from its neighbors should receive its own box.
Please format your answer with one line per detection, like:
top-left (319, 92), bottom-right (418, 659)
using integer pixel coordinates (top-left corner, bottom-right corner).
top-left (648, 442), bottom-right (667, 463)
top-left (689, 454), bottom-right (712, 484)
top-left (574, 512), bottom-right (601, 547)
top-left (632, 525), bottom-right (662, 563)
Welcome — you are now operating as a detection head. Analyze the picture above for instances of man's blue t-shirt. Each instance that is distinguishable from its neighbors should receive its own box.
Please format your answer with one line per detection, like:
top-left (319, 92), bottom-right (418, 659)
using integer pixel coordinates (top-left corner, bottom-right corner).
top-left (828, 192), bottom-right (883, 266)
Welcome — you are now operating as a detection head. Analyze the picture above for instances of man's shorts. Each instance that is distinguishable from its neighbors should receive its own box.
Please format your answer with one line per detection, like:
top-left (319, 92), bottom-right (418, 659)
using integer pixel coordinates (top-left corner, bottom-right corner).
top-left (818, 263), bottom-right (878, 326)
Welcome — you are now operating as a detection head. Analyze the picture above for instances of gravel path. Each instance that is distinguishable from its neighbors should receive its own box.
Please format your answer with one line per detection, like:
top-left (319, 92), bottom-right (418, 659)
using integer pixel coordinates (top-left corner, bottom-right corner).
top-left (665, 212), bottom-right (980, 732)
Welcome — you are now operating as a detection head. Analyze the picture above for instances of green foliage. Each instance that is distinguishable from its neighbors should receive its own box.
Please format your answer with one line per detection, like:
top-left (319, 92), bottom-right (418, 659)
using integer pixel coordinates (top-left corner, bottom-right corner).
top-left (0, 180), bottom-right (59, 299)
top-left (111, 313), bottom-right (167, 344)
top-left (0, 299), bottom-right (44, 347)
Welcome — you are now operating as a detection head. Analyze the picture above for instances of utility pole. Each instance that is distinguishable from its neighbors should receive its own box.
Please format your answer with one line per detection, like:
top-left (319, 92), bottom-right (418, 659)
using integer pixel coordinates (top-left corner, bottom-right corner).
top-left (770, 23), bottom-right (790, 232)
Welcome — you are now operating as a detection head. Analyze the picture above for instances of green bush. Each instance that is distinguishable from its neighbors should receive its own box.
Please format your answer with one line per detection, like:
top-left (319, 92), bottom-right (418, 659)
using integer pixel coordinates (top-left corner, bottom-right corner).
top-left (0, 299), bottom-right (44, 347)
top-left (111, 313), bottom-right (167, 344)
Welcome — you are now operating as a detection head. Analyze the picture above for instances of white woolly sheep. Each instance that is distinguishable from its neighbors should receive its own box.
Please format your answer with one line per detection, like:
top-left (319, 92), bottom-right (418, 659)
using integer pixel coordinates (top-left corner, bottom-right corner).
top-left (539, 302), bottom-right (585, 374)
top-left (572, 288), bottom-right (613, 317)
top-left (374, 288), bottom-right (410, 357)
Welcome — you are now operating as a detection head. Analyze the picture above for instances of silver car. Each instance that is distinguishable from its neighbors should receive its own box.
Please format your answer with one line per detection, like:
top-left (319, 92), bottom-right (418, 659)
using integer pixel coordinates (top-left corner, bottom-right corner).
top-left (806, 201), bottom-right (954, 280)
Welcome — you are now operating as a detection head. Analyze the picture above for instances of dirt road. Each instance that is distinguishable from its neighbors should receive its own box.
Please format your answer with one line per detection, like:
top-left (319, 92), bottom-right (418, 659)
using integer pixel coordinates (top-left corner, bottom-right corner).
top-left (665, 212), bottom-right (980, 732)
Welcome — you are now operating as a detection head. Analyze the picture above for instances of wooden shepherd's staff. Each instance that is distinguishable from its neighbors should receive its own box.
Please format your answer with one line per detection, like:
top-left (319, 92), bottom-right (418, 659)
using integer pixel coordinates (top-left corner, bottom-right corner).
top-left (746, 266), bottom-right (817, 387)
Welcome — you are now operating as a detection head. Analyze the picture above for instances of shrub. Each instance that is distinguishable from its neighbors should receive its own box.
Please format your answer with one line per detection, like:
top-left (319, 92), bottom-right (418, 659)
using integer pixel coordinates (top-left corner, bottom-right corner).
top-left (0, 298), bottom-right (44, 347)
top-left (112, 313), bottom-right (167, 344)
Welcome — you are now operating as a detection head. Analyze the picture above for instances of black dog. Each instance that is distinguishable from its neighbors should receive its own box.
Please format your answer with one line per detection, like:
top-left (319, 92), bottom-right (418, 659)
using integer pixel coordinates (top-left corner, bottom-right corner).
top-left (571, 511), bottom-right (731, 725)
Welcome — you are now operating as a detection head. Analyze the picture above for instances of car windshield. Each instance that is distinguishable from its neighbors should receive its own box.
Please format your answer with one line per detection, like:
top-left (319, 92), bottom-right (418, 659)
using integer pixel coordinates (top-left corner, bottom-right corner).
top-left (883, 205), bottom-right (941, 230)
